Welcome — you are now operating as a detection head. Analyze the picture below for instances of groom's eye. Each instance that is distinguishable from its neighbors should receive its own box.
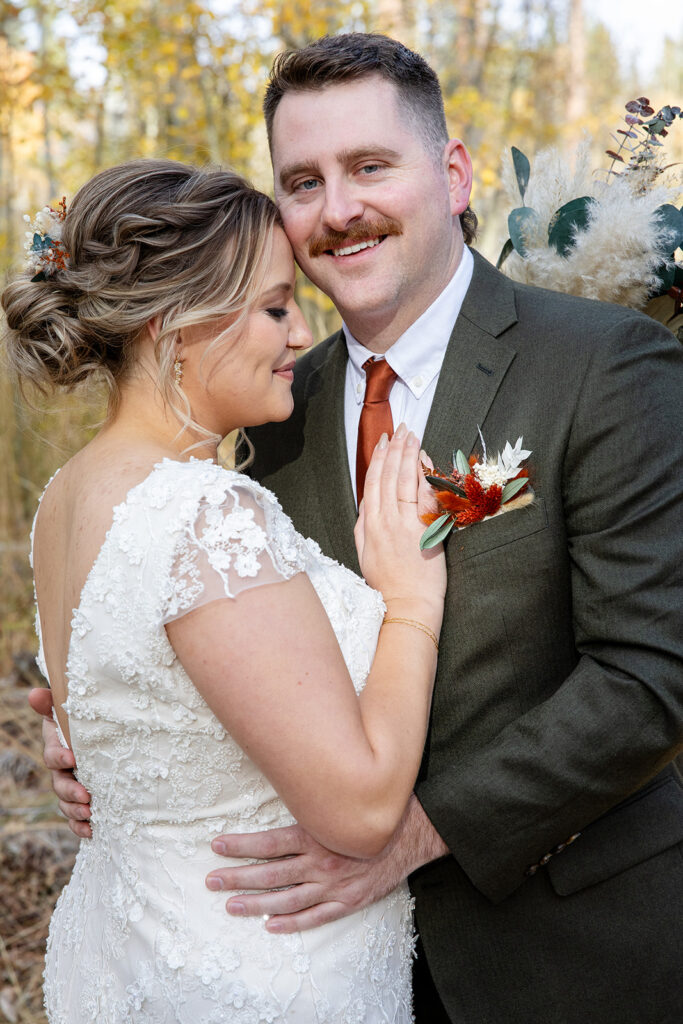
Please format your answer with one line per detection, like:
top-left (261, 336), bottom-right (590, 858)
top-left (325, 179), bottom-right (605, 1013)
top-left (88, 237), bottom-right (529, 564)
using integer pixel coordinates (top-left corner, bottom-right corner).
top-left (295, 178), bottom-right (318, 192)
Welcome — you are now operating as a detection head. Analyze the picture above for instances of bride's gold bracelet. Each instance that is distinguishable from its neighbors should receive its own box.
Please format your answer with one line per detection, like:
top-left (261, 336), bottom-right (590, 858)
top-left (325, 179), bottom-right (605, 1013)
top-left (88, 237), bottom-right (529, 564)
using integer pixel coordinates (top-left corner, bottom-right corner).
top-left (382, 615), bottom-right (439, 652)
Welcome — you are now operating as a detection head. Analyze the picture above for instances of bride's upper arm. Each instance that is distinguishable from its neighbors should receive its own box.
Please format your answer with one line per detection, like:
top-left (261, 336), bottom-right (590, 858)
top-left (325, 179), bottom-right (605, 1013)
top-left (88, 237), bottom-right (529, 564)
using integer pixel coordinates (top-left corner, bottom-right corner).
top-left (165, 571), bottom-right (377, 854)
top-left (161, 479), bottom-right (388, 856)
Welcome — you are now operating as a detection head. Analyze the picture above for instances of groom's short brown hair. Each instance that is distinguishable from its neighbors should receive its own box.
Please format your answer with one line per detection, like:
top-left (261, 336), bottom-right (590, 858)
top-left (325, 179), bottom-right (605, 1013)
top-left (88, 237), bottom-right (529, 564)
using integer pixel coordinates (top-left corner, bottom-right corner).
top-left (264, 33), bottom-right (477, 245)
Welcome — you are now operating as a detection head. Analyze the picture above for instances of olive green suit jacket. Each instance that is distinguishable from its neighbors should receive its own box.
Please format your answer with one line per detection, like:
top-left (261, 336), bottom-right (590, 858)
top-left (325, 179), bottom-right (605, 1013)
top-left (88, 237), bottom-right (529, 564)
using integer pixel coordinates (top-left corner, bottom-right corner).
top-left (249, 251), bottom-right (683, 1024)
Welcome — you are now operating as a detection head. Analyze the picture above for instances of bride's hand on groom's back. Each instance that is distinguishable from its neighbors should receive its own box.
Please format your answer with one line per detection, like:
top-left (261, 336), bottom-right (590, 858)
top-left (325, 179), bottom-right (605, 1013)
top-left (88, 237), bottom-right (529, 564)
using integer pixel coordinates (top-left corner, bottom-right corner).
top-left (354, 425), bottom-right (446, 631)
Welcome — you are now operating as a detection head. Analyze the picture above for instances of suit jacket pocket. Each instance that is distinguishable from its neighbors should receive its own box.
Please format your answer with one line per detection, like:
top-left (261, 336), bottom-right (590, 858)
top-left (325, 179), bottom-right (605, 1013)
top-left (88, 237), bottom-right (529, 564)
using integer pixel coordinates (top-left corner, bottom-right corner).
top-left (448, 496), bottom-right (548, 562)
top-left (547, 772), bottom-right (683, 896)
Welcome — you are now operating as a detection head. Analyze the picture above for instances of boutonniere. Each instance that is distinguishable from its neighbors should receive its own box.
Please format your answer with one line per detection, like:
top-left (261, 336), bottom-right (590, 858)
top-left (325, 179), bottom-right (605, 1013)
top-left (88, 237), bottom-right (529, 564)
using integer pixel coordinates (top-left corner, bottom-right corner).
top-left (420, 434), bottom-right (533, 550)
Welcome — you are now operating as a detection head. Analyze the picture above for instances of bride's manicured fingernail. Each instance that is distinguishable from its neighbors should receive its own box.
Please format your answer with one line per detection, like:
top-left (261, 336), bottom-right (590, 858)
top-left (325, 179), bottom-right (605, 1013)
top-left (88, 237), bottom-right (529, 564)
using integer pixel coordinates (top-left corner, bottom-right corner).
top-left (377, 433), bottom-right (388, 449)
top-left (394, 423), bottom-right (407, 440)
top-left (206, 876), bottom-right (223, 891)
top-left (266, 920), bottom-right (283, 933)
top-left (228, 902), bottom-right (245, 915)
top-left (406, 431), bottom-right (418, 446)
top-left (212, 840), bottom-right (226, 855)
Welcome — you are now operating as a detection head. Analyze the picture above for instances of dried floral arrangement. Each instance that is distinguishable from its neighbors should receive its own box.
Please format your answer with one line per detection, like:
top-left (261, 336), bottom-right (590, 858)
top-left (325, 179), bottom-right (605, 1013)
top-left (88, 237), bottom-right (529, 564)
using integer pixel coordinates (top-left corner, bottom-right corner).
top-left (497, 101), bottom-right (683, 339)
top-left (419, 435), bottom-right (532, 549)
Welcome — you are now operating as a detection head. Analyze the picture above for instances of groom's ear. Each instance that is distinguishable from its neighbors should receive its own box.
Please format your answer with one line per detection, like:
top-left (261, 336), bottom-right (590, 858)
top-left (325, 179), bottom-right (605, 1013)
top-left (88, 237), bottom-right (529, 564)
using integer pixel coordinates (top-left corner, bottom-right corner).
top-left (444, 139), bottom-right (473, 218)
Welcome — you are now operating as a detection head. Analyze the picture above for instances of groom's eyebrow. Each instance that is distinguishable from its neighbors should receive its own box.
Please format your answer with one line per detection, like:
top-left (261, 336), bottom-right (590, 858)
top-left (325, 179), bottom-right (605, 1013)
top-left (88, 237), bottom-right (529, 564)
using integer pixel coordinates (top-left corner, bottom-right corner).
top-left (278, 147), bottom-right (401, 189)
top-left (278, 159), bottom-right (322, 189)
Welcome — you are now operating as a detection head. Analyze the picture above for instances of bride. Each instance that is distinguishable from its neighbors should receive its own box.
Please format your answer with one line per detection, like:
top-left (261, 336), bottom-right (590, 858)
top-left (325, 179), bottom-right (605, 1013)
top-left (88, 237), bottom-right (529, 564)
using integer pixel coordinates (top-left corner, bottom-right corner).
top-left (2, 159), bottom-right (445, 1023)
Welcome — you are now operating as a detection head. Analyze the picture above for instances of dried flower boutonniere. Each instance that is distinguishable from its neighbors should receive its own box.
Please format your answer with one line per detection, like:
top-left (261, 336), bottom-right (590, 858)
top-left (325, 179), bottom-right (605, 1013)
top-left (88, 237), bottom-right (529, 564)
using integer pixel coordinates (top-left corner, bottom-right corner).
top-left (420, 434), bottom-right (533, 550)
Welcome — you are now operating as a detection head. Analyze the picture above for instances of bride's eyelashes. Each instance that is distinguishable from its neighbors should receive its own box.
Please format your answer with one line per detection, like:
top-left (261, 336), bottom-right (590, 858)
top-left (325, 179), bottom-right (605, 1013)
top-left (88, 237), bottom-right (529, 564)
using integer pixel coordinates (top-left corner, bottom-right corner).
top-left (266, 307), bottom-right (288, 320)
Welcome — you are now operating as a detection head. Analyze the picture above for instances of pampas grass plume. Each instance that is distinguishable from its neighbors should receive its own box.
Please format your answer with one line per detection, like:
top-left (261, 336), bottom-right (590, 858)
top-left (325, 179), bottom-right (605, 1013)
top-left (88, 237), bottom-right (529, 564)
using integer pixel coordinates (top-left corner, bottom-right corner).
top-left (501, 142), bottom-right (682, 308)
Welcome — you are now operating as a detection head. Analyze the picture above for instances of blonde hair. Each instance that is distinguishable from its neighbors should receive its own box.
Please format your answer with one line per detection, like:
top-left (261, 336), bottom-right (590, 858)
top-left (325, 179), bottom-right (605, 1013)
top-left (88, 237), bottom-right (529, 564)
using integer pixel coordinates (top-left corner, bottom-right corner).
top-left (2, 159), bottom-right (281, 457)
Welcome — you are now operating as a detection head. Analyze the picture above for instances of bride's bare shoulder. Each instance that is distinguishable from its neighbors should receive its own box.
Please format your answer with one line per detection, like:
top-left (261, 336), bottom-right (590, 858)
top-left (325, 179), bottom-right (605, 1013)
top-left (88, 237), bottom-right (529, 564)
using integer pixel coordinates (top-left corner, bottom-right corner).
top-left (37, 440), bottom-right (176, 536)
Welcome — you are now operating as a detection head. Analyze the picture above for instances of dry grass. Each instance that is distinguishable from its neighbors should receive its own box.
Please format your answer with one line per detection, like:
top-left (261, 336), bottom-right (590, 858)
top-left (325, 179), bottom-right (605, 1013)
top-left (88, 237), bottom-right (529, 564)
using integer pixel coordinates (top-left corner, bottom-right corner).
top-left (0, 661), bottom-right (77, 1024)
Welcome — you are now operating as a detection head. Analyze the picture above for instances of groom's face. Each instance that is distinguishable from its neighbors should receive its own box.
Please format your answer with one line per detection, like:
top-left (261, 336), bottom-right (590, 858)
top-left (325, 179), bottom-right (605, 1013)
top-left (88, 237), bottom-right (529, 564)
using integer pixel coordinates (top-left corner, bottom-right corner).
top-left (271, 75), bottom-right (472, 346)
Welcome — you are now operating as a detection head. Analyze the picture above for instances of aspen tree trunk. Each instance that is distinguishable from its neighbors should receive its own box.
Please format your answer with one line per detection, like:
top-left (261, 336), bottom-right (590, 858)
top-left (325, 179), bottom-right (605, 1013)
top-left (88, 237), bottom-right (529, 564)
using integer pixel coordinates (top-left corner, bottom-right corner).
top-left (566, 0), bottom-right (586, 123)
top-left (34, 1), bottom-right (56, 198)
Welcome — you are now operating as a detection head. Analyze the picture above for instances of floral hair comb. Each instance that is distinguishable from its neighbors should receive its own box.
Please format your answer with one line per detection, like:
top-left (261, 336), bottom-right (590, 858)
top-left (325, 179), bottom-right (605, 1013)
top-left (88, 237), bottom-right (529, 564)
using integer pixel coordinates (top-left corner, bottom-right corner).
top-left (23, 197), bottom-right (69, 281)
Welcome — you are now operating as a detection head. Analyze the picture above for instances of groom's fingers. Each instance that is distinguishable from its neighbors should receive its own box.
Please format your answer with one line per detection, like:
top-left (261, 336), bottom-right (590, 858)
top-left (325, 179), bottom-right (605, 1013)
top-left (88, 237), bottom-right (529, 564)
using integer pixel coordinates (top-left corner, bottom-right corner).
top-left (265, 902), bottom-right (350, 933)
top-left (28, 686), bottom-right (54, 719)
top-left (207, 855), bottom-right (311, 894)
top-left (210, 824), bottom-right (306, 861)
top-left (224, 883), bottom-right (327, 918)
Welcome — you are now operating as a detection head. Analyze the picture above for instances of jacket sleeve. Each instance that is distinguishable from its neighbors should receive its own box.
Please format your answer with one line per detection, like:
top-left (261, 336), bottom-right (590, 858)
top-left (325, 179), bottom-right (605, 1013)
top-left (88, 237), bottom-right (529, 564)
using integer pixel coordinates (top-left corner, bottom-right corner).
top-left (415, 313), bottom-right (683, 902)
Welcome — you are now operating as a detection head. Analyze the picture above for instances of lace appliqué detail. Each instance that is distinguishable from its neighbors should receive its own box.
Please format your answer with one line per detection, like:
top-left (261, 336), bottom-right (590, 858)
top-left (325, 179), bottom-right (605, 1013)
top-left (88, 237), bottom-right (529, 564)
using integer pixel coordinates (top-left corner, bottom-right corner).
top-left (35, 460), bottom-right (412, 1023)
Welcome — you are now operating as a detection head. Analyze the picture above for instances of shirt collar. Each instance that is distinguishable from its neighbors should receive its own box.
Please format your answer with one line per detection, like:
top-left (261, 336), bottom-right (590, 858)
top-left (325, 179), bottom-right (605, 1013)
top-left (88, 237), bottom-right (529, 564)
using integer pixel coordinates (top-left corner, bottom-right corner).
top-left (343, 245), bottom-right (474, 403)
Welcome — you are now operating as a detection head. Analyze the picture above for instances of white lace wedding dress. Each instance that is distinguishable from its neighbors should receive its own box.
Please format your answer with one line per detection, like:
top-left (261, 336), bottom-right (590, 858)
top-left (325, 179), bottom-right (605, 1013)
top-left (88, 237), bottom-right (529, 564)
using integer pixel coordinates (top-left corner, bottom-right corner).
top-left (34, 459), bottom-right (415, 1024)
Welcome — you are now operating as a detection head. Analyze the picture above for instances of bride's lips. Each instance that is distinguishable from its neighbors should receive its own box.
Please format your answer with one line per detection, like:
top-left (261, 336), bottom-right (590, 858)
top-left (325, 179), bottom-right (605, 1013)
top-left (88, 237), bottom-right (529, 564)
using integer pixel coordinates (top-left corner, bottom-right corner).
top-left (273, 361), bottom-right (296, 382)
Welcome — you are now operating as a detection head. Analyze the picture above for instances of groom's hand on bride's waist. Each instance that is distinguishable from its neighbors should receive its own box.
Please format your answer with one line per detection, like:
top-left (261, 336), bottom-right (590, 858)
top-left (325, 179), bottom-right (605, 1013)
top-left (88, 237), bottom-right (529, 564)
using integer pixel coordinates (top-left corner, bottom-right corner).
top-left (29, 687), bottom-right (93, 839)
top-left (205, 796), bottom-right (448, 933)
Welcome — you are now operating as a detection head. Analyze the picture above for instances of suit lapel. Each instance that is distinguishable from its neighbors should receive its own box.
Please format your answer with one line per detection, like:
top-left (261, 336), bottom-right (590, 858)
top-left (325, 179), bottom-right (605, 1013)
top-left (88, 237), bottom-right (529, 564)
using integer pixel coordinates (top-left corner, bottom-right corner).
top-left (423, 251), bottom-right (519, 468)
top-left (305, 331), bottom-right (361, 573)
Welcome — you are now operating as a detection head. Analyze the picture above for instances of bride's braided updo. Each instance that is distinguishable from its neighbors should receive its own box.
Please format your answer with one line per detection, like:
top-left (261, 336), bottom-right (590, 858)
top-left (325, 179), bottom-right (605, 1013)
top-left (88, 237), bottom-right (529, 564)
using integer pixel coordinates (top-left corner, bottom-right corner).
top-left (2, 160), bottom-right (281, 406)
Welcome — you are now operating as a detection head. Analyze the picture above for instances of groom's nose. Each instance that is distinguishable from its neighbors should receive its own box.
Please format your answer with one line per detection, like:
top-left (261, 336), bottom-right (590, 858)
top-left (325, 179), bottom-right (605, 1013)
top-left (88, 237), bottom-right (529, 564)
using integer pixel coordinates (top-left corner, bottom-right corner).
top-left (321, 176), bottom-right (365, 234)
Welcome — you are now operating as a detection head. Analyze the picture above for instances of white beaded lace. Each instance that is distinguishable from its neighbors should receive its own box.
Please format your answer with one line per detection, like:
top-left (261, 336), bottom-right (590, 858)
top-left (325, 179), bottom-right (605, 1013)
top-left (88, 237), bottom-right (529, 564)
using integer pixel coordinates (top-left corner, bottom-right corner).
top-left (34, 460), bottom-right (415, 1023)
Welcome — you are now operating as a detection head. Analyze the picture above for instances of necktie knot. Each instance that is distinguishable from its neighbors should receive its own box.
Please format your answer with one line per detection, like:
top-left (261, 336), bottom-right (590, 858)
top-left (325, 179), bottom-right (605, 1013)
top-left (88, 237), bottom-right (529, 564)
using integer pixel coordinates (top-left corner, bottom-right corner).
top-left (362, 357), bottom-right (397, 404)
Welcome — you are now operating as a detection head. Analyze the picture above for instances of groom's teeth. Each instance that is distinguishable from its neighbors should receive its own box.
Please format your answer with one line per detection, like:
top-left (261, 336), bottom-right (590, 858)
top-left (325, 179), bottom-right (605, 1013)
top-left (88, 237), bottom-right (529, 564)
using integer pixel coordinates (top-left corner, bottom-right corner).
top-left (332, 238), bottom-right (381, 257)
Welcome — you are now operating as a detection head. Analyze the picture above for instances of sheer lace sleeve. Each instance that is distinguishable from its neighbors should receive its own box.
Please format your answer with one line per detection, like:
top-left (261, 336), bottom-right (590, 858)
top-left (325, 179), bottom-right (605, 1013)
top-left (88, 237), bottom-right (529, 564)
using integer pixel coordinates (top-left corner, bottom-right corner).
top-left (162, 476), bottom-right (304, 624)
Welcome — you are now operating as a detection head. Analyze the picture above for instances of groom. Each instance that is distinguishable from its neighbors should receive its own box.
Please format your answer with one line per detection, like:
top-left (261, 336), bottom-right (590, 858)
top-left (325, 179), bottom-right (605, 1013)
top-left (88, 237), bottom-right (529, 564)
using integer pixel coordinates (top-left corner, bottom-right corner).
top-left (40, 34), bottom-right (682, 1024)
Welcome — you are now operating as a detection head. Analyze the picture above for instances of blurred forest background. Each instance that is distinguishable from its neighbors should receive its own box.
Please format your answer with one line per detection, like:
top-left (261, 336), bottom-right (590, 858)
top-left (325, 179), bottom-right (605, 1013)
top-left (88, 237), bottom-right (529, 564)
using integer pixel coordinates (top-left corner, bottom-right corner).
top-left (0, 2), bottom-right (681, 1019)
top-left (1, 0), bottom-right (682, 675)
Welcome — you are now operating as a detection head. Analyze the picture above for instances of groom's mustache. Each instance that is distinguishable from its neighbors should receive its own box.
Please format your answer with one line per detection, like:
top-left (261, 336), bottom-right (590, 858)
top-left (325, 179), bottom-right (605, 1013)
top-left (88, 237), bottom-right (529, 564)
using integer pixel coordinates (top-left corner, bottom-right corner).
top-left (308, 217), bottom-right (403, 258)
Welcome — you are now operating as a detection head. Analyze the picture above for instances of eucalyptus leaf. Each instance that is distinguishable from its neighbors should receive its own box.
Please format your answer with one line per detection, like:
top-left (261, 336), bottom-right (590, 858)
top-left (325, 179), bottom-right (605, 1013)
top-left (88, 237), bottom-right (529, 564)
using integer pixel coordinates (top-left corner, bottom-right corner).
top-left (653, 204), bottom-right (683, 253)
top-left (455, 449), bottom-right (471, 477)
top-left (652, 260), bottom-right (676, 294)
top-left (420, 514), bottom-right (454, 551)
top-left (425, 475), bottom-right (466, 498)
top-left (496, 237), bottom-right (514, 270)
top-left (508, 207), bottom-right (541, 257)
top-left (511, 146), bottom-right (530, 202)
top-left (548, 197), bottom-right (594, 257)
top-left (501, 476), bottom-right (529, 503)
top-left (32, 232), bottom-right (43, 248)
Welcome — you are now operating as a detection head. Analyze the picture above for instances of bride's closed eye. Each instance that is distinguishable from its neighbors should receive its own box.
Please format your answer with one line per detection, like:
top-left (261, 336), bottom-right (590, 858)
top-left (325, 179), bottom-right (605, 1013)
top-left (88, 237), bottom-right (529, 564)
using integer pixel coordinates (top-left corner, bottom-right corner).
top-left (266, 307), bottom-right (288, 320)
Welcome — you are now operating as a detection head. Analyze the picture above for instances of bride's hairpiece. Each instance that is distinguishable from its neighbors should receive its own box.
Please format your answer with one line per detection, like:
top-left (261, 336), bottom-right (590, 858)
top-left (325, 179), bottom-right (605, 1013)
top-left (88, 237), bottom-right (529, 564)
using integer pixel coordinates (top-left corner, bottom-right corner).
top-left (23, 197), bottom-right (70, 281)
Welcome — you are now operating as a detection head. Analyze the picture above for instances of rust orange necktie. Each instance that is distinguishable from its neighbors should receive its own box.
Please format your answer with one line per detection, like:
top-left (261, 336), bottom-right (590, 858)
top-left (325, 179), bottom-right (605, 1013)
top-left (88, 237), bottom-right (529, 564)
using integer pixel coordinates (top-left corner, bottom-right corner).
top-left (356, 357), bottom-right (398, 504)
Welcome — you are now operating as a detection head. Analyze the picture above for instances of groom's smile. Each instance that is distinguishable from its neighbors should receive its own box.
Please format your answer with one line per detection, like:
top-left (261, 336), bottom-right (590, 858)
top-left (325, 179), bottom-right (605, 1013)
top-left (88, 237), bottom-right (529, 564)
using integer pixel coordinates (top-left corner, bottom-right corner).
top-left (271, 74), bottom-right (472, 350)
top-left (307, 215), bottom-right (403, 259)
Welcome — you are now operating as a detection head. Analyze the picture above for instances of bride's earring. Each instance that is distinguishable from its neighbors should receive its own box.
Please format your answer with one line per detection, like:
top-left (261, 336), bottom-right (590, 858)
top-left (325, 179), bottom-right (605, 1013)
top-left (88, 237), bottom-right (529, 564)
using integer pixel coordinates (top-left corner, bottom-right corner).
top-left (173, 353), bottom-right (184, 387)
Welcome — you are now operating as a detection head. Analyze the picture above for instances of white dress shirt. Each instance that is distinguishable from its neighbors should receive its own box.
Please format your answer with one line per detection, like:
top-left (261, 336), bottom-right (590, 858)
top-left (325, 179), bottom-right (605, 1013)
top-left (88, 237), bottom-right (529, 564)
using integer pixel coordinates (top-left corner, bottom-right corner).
top-left (343, 245), bottom-right (474, 504)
